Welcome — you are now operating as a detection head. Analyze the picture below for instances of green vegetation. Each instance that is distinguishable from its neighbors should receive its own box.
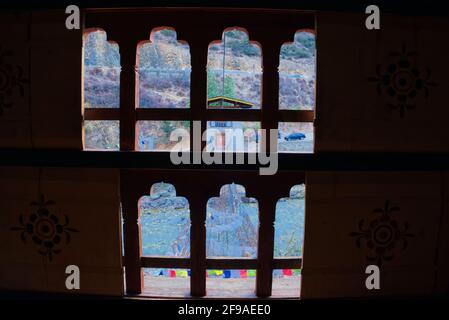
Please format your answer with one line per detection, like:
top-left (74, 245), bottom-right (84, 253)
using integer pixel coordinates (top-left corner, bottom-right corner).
top-left (280, 45), bottom-right (312, 59)
top-left (207, 72), bottom-right (236, 106)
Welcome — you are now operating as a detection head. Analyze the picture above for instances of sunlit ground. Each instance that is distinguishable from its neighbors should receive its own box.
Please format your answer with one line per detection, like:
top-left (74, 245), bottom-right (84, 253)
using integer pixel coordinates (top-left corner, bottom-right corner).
top-left (142, 274), bottom-right (301, 298)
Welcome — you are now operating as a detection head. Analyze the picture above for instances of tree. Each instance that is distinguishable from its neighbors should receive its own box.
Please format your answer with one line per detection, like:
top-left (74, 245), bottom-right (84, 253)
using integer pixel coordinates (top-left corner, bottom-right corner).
top-left (223, 75), bottom-right (235, 99)
top-left (207, 72), bottom-right (236, 107)
top-left (207, 71), bottom-right (219, 99)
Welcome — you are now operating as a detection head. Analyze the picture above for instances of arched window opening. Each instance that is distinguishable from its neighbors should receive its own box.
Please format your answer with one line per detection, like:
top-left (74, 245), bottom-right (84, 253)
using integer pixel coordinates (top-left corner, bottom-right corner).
top-left (277, 30), bottom-right (316, 154)
top-left (137, 28), bottom-right (191, 109)
top-left (272, 184), bottom-right (305, 297)
top-left (139, 182), bottom-right (190, 296)
top-left (83, 29), bottom-right (121, 108)
top-left (82, 29), bottom-right (120, 150)
top-left (207, 28), bottom-right (262, 110)
top-left (206, 183), bottom-right (259, 297)
top-left (279, 30), bottom-right (316, 110)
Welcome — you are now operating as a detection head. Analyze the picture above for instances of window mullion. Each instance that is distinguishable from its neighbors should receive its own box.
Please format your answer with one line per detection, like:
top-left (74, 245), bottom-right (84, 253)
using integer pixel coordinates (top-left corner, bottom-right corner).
top-left (189, 36), bottom-right (211, 154)
top-left (189, 198), bottom-right (208, 297)
top-left (121, 184), bottom-right (143, 294)
top-left (187, 34), bottom-right (212, 296)
top-left (256, 35), bottom-right (283, 296)
top-left (256, 196), bottom-right (277, 297)
top-left (118, 35), bottom-right (139, 151)
top-left (259, 37), bottom-right (282, 154)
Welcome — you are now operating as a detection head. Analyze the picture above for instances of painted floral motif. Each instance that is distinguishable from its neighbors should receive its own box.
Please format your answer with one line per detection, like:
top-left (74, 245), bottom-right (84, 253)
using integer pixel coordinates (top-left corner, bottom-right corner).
top-left (369, 45), bottom-right (436, 117)
top-left (0, 46), bottom-right (28, 116)
top-left (349, 200), bottom-right (414, 266)
top-left (10, 194), bottom-right (78, 262)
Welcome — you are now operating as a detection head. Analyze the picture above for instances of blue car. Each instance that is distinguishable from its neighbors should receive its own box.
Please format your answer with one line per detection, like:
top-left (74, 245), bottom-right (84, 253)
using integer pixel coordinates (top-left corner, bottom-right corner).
top-left (284, 132), bottom-right (306, 141)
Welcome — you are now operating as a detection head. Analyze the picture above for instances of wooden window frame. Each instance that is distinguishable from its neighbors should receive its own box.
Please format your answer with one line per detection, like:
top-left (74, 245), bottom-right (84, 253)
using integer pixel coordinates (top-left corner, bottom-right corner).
top-left (83, 7), bottom-right (315, 298)
top-left (121, 169), bottom-right (304, 297)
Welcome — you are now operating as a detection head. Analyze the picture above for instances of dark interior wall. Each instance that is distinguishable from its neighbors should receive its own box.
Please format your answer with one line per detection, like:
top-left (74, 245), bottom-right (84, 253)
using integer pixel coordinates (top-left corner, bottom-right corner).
top-left (303, 171), bottom-right (448, 297)
top-left (302, 12), bottom-right (449, 298)
top-left (0, 167), bottom-right (122, 295)
top-left (0, 10), bottom-right (122, 295)
top-left (0, 10), bottom-right (81, 148)
top-left (0, 8), bottom-right (448, 297)
top-left (314, 12), bottom-right (449, 152)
